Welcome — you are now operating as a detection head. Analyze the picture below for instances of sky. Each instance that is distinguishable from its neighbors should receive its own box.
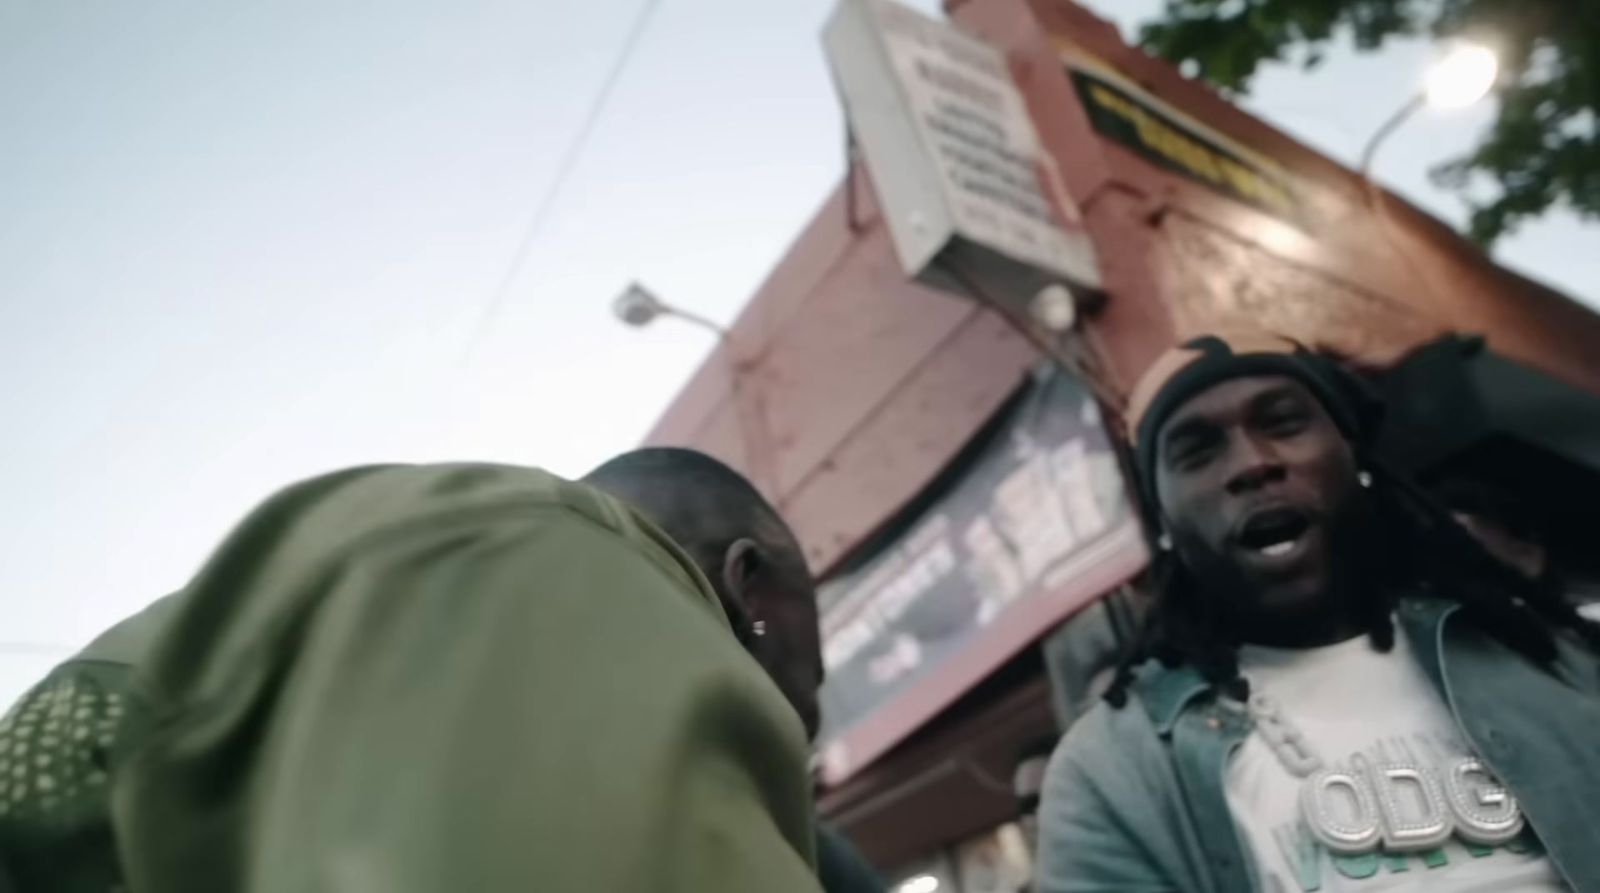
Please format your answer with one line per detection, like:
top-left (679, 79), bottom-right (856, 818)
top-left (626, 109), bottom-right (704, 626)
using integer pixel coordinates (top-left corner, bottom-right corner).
top-left (2, 0), bottom-right (1596, 706)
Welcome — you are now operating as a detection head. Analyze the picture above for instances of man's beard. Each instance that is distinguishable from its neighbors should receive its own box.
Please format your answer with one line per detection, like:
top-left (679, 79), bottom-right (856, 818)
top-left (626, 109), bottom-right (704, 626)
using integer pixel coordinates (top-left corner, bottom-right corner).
top-left (1175, 489), bottom-right (1385, 644)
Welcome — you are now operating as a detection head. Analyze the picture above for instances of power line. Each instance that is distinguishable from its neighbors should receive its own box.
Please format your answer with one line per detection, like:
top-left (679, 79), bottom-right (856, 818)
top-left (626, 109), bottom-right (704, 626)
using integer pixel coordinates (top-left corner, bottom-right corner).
top-left (460, 0), bottom-right (665, 361)
top-left (0, 642), bottom-right (73, 657)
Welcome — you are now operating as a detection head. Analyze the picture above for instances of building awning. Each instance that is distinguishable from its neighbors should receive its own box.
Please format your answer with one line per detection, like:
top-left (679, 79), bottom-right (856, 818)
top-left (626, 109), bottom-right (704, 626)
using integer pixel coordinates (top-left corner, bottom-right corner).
top-left (1376, 335), bottom-right (1600, 477)
top-left (1375, 335), bottom-right (1600, 576)
top-left (813, 366), bottom-right (1146, 786)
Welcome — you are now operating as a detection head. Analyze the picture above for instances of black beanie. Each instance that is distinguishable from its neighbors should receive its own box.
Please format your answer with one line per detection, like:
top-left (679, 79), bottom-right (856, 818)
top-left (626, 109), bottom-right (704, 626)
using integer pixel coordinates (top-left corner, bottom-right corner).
top-left (1127, 331), bottom-right (1381, 521)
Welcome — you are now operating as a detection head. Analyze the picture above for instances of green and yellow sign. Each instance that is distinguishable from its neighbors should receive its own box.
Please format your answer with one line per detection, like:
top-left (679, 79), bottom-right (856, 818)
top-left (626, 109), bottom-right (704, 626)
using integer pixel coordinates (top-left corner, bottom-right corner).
top-left (1067, 63), bottom-right (1299, 221)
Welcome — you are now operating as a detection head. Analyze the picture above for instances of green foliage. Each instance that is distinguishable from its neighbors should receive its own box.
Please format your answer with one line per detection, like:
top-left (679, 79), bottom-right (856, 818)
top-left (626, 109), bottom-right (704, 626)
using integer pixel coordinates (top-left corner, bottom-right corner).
top-left (1138, 0), bottom-right (1600, 244)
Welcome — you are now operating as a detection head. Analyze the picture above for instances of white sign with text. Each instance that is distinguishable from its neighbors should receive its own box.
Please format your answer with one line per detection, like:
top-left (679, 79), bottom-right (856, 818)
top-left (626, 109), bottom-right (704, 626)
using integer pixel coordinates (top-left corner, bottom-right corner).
top-left (824, 0), bottom-right (1099, 289)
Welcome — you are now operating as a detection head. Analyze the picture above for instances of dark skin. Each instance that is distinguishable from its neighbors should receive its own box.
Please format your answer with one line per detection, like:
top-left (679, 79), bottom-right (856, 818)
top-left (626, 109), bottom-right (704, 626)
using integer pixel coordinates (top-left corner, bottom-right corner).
top-left (717, 537), bottom-right (825, 740)
top-left (583, 465), bottom-right (827, 741)
top-left (1154, 375), bottom-right (1369, 648)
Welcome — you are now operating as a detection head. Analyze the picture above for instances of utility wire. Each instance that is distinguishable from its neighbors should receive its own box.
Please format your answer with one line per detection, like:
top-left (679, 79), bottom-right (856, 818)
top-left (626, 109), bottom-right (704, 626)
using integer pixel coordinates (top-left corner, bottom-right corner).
top-left (460, 0), bottom-right (664, 361)
top-left (0, 642), bottom-right (73, 657)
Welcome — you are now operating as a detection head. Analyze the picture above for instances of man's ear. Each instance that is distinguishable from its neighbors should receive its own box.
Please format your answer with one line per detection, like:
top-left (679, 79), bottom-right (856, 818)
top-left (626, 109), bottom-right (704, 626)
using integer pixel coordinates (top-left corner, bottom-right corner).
top-left (719, 538), bottom-right (764, 641)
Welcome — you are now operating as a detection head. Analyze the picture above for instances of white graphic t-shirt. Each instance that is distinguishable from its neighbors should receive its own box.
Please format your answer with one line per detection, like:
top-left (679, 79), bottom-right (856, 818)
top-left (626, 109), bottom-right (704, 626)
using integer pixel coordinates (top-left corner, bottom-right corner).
top-left (1224, 630), bottom-right (1567, 892)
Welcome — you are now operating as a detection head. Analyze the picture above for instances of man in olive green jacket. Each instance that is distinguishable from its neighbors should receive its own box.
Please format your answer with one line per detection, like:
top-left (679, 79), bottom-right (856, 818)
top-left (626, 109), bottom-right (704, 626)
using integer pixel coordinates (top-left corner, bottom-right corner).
top-left (2, 452), bottom-right (827, 892)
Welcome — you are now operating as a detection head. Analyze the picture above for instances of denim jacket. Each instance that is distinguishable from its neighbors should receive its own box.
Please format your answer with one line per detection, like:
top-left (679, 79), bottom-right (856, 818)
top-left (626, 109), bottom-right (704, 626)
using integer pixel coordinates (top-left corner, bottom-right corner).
top-left (1035, 597), bottom-right (1600, 893)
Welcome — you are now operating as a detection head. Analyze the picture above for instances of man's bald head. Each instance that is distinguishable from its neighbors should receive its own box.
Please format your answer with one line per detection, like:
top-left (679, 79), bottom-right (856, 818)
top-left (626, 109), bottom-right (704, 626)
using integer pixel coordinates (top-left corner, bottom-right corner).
top-left (584, 448), bottom-right (804, 578)
top-left (583, 447), bottom-right (823, 738)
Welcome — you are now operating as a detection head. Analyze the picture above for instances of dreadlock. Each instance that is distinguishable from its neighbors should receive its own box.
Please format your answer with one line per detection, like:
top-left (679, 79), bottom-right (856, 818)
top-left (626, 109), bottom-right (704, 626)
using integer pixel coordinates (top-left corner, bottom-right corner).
top-left (1103, 451), bottom-right (1600, 710)
top-left (1107, 329), bottom-right (1600, 708)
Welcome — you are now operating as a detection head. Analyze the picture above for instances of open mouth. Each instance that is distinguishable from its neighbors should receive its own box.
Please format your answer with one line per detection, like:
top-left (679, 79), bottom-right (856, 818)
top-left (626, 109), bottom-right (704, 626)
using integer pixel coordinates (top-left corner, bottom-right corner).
top-left (1235, 507), bottom-right (1312, 558)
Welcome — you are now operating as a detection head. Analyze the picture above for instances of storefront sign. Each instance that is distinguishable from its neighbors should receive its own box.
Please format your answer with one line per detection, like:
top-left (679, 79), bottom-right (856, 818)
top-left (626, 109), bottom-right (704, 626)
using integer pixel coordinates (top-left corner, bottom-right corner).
top-left (824, 0), bottom-right (1100, 290)
top-left (816, 369), bottom-right (1146, 783)
top-left (1066, 61), bottom-right (1300, 221)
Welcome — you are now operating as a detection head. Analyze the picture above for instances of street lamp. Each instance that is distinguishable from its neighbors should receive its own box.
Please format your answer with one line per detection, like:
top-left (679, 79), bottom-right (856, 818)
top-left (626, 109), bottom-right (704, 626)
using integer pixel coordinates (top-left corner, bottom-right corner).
top-left (612, 282), bottom-right (731, 341)
top-left (1359, 40), bottom-right (1500, 175)
top-left (1028, 283), bottom-right (1079, 334)
top-left (1424, 42), bottom-right (1500, 110)
top-left (1355, 41), bottom-right (1498, 313)
top-left (611, 282), bottom-right (777, 492)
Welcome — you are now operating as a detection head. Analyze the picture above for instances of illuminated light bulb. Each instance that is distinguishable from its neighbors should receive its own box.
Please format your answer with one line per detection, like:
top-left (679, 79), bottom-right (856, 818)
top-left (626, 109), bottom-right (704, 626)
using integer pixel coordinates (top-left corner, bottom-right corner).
top-left (1424, 42), bottom-right (1499, 110)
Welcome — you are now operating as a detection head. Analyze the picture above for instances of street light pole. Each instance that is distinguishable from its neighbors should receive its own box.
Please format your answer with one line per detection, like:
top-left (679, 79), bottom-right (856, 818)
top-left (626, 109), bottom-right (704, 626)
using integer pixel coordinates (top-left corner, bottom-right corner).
top-left (1358, 93), bottom-right (1426, 178)
top-left (645, 302), bottom-right (732, 344)
top-left (611, 283), bottom-right (780, 496)
top-left (1360, 40), bottom-right (1500, 178)
top-left (1356, 41), bottom-right (1500, 310)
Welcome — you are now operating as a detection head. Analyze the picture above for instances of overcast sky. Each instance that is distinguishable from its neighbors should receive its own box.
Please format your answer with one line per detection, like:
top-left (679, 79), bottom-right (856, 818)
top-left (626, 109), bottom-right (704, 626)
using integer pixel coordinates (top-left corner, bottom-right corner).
top-left (3, 0), bottom-right (1595, 705)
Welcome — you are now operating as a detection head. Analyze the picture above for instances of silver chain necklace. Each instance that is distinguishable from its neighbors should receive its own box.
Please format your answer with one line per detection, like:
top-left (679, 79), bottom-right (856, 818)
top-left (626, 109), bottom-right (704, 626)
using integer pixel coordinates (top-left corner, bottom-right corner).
top-left (1236, 690), bottom-right (1325, 777)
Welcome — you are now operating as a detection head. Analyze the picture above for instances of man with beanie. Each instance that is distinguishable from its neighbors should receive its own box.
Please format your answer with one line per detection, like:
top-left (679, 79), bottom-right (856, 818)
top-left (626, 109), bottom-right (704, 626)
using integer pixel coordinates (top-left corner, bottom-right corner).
top-left (1034, 330), bottom-right (1600, 892)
